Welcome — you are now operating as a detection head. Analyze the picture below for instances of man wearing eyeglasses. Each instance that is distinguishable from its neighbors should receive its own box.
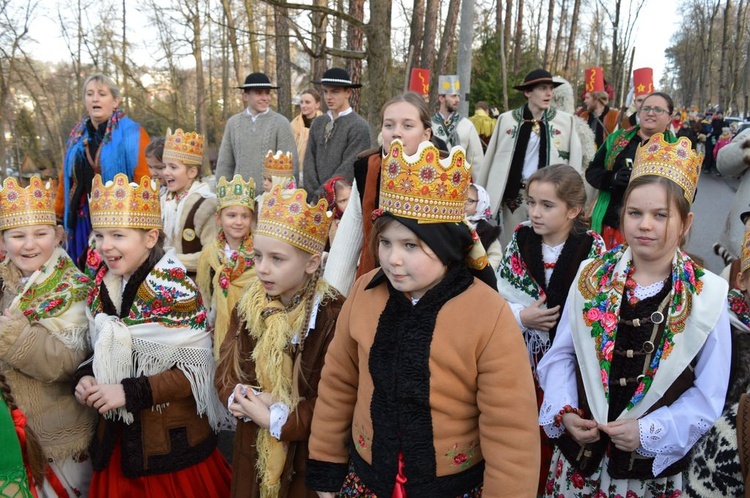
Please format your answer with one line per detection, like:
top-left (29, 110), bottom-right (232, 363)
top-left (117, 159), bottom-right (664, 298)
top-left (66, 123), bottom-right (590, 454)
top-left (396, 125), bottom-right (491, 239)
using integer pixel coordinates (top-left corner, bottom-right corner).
top-left (586, 91), bottom-right (677, 247)
top-left (303, 67), bottom-right (372, 197)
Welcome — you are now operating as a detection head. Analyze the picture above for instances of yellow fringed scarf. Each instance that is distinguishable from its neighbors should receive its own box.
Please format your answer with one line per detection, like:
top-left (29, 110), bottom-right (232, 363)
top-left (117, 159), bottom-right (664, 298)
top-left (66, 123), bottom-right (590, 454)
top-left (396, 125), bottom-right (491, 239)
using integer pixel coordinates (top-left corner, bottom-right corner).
top-left (236, 275), bottom-right (335, 497)
top-left (197, 233), bottom-right (256, 359)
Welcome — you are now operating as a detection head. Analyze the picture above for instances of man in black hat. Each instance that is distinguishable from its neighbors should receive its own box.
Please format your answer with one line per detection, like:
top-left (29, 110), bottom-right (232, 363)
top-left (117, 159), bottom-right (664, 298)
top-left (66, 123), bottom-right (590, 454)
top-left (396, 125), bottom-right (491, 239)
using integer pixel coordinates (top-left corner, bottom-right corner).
top-left (216, 72), bottom-right (298, 189)
top-left (475, 69), bottom-right (582, 246)
top-left (303, 67), bottom-right (371, 195)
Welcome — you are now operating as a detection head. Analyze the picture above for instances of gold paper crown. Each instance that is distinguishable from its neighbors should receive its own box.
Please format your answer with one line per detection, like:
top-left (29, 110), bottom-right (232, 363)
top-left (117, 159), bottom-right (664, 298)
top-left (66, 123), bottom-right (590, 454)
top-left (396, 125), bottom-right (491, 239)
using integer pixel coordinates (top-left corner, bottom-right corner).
top-left (0, 176), bottom-right (56, 230)
top-left (163, 128), bottom-right (204, 166)
top-left (255, 185), bottom-right (332, 254)
top-left (379, 140), bottom-right (471, 223)
top-left (90, 173), bottom-right (162, 230)
top-left (263, 150), bottom-right (294, 178)
top-left (217, 175), bottom-right (256, 211)
top-left (742, 230), bottom-right (750, 274)
top-left (632, 133), bottom-right (702, 202)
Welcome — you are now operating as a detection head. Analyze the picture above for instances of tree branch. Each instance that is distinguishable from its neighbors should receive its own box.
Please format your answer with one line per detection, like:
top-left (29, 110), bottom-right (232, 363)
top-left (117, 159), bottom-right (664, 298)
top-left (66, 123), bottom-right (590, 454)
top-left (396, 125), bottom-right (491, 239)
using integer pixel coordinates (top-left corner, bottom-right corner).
top-left (258, 0), bottom-right (366, 29)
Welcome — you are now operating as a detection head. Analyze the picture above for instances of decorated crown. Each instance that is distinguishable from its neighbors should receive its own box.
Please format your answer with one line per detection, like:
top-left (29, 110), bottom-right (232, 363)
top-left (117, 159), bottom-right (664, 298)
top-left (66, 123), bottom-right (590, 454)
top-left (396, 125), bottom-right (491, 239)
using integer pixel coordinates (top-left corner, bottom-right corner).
top-left (255, 185), bottom-right (332, 254)
top-left (742, 230), bottom-right (750, 274)
top-left (217, 175), bottom-right (256, 211)
top-left (632, 133), bottom-right (702, 202)
top-left (0, 176), bottom-right (56, 230)
top-left (263, 150), bottom-right (294, 178)
top-left (163, 128), bottom-right (204, 166)
top-left (379, 140), bottom-right (471, 224)
top-left (89, 173), bottom-right (162, 230)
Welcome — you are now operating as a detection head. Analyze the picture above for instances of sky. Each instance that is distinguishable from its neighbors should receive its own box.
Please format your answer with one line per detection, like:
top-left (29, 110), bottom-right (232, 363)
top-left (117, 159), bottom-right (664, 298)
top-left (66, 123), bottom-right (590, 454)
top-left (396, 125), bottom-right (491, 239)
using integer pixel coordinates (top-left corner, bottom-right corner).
top-left (27, 0), bottom-right (679, 89)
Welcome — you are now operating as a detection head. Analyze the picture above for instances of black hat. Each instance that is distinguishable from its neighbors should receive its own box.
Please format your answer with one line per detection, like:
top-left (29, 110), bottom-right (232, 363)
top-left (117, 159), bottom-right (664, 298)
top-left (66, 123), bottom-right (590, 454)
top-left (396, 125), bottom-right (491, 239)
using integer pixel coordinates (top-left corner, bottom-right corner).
top-left (513, 69), bottom-right (563, 91)
top-left (237, 72), bottom-right (279, 90)
top-left (313, 68), bottom-right (363, 88)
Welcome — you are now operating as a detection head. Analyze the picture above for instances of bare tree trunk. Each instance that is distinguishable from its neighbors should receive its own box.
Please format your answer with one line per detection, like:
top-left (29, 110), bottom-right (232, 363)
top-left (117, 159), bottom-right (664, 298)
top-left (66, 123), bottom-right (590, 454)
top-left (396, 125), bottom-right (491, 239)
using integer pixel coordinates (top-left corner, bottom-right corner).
top-left (311, 0), bottom-right (328, 83)
top-left (189, 1), bottom-right (209, 174)
top-left (706, 0), bottom-right (721, 106)
top-left (332, 0), bottom-right (345, 67)
top-left (121, 0), bottom-right (128, 111)
top-left (718, 0), bottom-right (732, 110)
top-left (542, 0), bottom-right (554, 67)
top-left (221, 0), bottom-right (243, 84)
top-left (243, 0), bottom-right (261, 73)
top-left (221, 10), bottom-right (230, 119)
top-left (364, 0), bottom-right (392, 139)
top-left (420, 0), bottom-right (439, 69)
top-left (506, 0), bottom-right (513, 58)
top-left (275, 1), bottom-right (292, 119)
top-left (432, 0), bottom-right (460, 108)
top-left (513, 0), bottom-right (524, 70)
top-left (347, 0), bottom-right (365, 112)
top-left (407, 0), bottom-right (426, 75)
top-left (731, 0), bottom-right (747, 111)
top-left (552, 0), bottom-right (567, 74)
top-left (564, 0), bottom-right (581, 71)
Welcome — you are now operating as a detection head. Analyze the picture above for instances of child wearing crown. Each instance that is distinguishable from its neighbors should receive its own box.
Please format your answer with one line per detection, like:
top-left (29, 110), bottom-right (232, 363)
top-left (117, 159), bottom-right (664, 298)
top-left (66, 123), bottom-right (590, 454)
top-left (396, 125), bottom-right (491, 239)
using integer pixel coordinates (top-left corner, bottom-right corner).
top-left (196, 174), bottom-right (257, 360)
top-left (0, 176), bottom-right (97, 497)
top-left (305, 140), bottom-right (539, 496)
top-left (73, 173), bottom-right (231, 497)
top-left (215, 185), bottom-right (344, 497)
top-left (257, 151), bottom-right (297, 213)
top-left (538, 134), bottom-right (731, 496)
top-left (160, 129), bottom-right (218, 276)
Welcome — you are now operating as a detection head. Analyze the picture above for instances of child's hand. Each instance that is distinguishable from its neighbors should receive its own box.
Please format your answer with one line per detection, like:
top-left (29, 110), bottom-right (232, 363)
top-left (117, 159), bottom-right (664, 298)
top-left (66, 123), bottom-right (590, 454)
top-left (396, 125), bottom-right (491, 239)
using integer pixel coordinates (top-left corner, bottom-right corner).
top-left (598, 419), bottom-right (640, 452)
top-left (317, 493), bottom-right (336, 498)
top-left (74, 375), bottom-right (98, 405)
top-left (562, 412), bottom-right (599, 445)
top-left (256, 392), bottom-right (274, 407)
top-left (230, 385), bottom-right (271, 428)
top-left (84, 383), bottom-right (126, 414)
top-left (519, 298), bottom-right (560, 331)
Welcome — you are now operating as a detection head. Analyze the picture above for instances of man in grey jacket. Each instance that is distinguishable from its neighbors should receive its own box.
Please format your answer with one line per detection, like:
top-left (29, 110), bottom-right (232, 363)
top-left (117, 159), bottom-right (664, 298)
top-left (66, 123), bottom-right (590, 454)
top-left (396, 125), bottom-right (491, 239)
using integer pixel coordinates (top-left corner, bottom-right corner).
top-left (216, 72), bottom-right (298, 188)
top-left (303, 68), bottom-right (371, 196)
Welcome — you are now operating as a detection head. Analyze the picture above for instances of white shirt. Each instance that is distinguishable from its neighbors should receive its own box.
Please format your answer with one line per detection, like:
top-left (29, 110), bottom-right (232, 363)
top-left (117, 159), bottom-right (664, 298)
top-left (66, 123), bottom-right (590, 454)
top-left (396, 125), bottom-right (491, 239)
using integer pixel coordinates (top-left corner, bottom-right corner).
top-left (246, 108), bottom-right (270, 123)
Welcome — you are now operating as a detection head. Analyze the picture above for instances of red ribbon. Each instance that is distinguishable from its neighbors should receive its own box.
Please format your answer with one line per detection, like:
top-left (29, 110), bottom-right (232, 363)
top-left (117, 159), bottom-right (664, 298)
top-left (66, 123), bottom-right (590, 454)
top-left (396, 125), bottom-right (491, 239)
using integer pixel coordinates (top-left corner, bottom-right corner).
top-left (392, 451), bottom-right (407, 498)
top-left (11, 408), bottom-right (39, 498)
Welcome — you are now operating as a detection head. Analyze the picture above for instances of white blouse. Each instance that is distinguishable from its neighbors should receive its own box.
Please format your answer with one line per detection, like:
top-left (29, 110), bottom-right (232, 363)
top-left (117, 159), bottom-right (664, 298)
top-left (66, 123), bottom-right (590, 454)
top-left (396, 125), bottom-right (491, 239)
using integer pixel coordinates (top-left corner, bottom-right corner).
top-left (537, 292), bottom-right (732, 476)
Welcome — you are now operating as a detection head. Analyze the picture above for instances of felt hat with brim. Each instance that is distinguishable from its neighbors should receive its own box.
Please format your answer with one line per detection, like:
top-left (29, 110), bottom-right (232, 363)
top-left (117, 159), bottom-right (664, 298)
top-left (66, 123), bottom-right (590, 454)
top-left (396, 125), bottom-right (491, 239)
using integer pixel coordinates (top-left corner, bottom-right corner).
top-left (513, 69), bottom-right (563, 91)
top-left (237, 72), bottom-right (279, 90)
top-left (313, 68), bottom-right (363, 88)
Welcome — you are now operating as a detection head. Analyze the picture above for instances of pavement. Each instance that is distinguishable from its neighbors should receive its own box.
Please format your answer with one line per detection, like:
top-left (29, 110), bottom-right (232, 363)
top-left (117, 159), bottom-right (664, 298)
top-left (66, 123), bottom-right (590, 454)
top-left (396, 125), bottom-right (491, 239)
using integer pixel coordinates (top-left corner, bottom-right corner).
top-left (686, 171), bottom-right (740, 274)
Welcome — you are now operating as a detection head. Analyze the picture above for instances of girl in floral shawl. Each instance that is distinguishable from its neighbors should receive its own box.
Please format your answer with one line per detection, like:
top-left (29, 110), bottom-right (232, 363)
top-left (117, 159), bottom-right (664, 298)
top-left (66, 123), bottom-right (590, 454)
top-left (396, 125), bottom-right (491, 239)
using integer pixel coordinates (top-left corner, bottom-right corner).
top-left (538, 134), bottom-right (730, 497)
top-left (0, 177), bottom-right (96, 497)
top-left (74, 174), bottom-right (230, 497)
top-left (196, 175), bottom-right (257, 360)
top-left (496, 164), bottom-right (605, 494)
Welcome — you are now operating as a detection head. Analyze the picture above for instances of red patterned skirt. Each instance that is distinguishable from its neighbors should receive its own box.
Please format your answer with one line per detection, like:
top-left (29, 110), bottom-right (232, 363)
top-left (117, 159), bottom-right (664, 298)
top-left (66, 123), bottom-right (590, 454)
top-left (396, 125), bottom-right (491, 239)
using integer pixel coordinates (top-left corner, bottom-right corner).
top-left (338, 462), bottom-right (483, 497)
top-left (89, 438), bottom-right (231, 498)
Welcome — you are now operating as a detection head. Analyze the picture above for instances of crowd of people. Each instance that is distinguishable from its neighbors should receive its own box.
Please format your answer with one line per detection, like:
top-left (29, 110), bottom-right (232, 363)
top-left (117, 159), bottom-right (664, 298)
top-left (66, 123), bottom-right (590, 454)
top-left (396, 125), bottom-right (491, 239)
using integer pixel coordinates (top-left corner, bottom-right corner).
top-left (0, 62), bottom-right (749, 498)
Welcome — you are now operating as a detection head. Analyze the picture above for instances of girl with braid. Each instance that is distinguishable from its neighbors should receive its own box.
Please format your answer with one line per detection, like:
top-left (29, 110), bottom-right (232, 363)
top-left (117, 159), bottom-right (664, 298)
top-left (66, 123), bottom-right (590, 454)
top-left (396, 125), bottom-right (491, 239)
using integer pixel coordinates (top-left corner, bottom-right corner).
top-left (215, 186), bottom-right (344, 497)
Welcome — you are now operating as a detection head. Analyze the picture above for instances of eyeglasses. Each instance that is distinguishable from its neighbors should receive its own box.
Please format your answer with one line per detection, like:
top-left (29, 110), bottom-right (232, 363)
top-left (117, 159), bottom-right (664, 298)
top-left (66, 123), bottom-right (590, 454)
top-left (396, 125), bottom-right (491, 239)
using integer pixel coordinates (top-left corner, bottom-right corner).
top-left (641, 106), bottom-right (669, 115)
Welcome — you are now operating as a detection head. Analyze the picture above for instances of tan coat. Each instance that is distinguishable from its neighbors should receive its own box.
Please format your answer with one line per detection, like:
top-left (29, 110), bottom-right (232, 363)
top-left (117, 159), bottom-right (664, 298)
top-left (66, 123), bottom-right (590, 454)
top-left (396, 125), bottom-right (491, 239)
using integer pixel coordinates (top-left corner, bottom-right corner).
top-left (0, 261), bottom-right (96, 462)
top-left (291, 111), bottom-right (322, 175)
top-left (308, 268), bottom-right (540, 497)
top-left (165, 190), bottom-right (219, 273)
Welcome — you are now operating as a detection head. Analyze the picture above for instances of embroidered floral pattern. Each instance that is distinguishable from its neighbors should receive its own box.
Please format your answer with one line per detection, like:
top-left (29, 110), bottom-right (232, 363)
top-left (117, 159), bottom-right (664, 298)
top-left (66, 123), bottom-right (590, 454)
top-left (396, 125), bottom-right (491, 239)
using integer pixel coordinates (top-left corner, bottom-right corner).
top-left (578, 245), bottom-right (704, 409)
top-left (18, 256), bottom-right (92, 322)
top-left (216, 230), bottom-right (254, 298)
top-left (443, 441), bottom-right (479, 470)
top-left (353, 424), bottom-right (372, 450)
top-left (339, 462), bottom-right (483, 497)
top-left (88, 256), bottom-right (207, 329)
top-left (729, 289), bottom-right (750, 327)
